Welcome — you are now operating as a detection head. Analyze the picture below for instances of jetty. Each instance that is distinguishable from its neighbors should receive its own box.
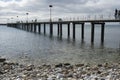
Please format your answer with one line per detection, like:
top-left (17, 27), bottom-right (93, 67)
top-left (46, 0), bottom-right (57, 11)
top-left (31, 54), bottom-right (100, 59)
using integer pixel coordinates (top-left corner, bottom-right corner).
top-left (0, 23), bottom-right (7, 25)
top-left (7, 19), bottom-right (120, 43)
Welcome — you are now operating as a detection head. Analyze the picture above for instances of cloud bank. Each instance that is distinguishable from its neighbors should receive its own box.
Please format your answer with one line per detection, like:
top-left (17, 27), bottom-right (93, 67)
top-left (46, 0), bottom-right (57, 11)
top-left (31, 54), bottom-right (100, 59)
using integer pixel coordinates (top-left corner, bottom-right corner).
top-left (0, 0), bottom-right (120, 23)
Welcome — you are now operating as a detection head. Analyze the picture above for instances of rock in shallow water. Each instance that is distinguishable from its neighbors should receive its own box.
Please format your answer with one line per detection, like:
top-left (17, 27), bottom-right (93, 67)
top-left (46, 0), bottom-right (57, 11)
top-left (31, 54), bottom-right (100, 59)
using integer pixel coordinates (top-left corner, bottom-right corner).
top-left (0, 58), bottom-right (6, 62)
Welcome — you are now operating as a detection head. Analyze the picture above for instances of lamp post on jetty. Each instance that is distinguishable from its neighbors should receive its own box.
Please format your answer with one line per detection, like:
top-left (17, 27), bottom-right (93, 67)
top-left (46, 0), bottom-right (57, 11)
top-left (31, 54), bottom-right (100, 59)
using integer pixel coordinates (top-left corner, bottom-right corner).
top-left (26, 13), bottom-right (29, 23)
top-left (49, 5), bottom-right (53, 36)
top-left (49, 5), bottom-right (53, 22)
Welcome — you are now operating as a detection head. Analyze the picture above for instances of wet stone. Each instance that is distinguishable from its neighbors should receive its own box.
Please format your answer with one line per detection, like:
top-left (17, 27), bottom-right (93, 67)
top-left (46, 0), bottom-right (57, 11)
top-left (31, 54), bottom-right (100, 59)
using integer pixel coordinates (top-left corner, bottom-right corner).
top-left (24, 64), bottom-right (34, 71)
top-left (0, 71), bottom-right (4, 75)
top-left (56, 73), bottom-right (64, 79)
top-left (97, 71), bottom-right (101, 75)
top-left (101, 78), bottom-right (105, 80)
top-left (67, 73), bottom-right (73, 78)
top-left (0, 58), bottom-right (120, 80)
top-left (55, 63), bottom-right (63, 68)
top-left (98, 64), bottom-right (103, 67)
top-left (75, 64), bottom-right (84, 67)
top-left (63, 63), bottom-right (71, 66)
top-left (0, 58), bottom-right (6, 62)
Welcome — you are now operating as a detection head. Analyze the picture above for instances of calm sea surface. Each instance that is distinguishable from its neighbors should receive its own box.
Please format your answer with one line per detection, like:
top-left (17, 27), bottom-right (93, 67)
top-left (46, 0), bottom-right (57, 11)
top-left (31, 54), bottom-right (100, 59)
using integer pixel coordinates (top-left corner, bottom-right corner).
top-left (0, 24), bottom-right (120, 65)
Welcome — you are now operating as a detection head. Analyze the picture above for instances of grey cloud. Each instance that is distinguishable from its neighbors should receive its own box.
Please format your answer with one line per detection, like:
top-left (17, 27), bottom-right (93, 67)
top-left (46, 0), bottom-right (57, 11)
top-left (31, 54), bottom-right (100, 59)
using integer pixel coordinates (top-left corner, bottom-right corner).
top-left (0, 0), bottom-right (12, 2)
top-left (0, 0), bottom-right (21, 2)
top-left (0, 0), bottom-right (120, 21)
top-left (45, 0), bottom-right (88, 4)
top-left (44, 0), bottom-right (106, 15)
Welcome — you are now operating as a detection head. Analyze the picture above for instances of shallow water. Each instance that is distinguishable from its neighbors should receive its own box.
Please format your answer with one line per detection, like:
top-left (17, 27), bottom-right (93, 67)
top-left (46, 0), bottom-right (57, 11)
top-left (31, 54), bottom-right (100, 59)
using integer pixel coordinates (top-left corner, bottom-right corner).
top-left (0, 24), bottom-right (120, 65)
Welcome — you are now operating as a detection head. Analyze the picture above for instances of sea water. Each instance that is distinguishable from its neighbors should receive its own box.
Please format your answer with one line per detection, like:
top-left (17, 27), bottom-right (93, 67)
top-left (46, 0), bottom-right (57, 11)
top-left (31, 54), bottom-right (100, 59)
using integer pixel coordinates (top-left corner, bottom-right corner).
top-left (0, 24), bottom-right (120, 65)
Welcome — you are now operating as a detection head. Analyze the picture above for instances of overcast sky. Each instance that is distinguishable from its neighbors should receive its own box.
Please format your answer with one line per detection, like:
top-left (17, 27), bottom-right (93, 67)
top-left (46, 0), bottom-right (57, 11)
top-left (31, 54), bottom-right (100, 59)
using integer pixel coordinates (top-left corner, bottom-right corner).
top-left (0, 0), bottom-right (120, 23)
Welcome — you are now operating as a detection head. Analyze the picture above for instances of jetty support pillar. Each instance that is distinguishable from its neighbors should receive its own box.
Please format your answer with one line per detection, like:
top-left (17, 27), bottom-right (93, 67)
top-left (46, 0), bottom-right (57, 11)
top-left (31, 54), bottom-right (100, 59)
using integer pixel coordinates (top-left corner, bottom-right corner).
top-left (68, 23), bottom-right (70, 38)
top-left (91, 23), bottom-right (95, 43)
top-left (73, 23), bottom-right (75, 40)
top-left (101, 23), bottom-right (105, 43)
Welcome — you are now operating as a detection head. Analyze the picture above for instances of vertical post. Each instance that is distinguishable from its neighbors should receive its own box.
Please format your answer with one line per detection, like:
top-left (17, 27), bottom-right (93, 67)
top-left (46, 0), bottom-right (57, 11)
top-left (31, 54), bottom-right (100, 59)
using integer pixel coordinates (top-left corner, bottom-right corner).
top-left (44, 23), bottom-right (46, 34)
top-left (20, 23), bottom-right (22, 29)
top-left (16, 23), bottom-right (18, 29)
top-left (30, 23), bottom-right (32, 32)
top-left (91, 23), bottom-right (95, 43)
top-left (60, 23), bottom-right (62, 37)
top-left (28, 23), bottom-right (30, 31)
top-left (31, 23), bottom-right (33, 32)
top-left (29, 24), bottom-right (31, 31)
top-left (23, 24), bottom-right (25, 30)
top-left (101, 23), bottom-right (105, 43)
top-left (27, 23), bottom-right (29, 31)
top-left (49, 5), bottom-right (53, 36)
top-left (34, 23), bottom-right (36, 32)
top-left (22, 23), bottom-right (23, 29)
top-left (73, 23), bottom-right (75, 40)
top-left (25, 24), bottom-right (26, 30)
top-left (25, 23), bottom-right (27, 30)
top-left (81, 23), bottom-right (84, 40)
top-left (26, 24), bottom-right (27, 31)
top-left (38, 23), bottom-right (41, 33)
top-left (23, 23), bottom-right (25, 30)
top-left (23, 24), bottom-right (24, 30)
top-left (50, 23), bottom-right (53, 36)
top-left (68, 23), bottom-right (70, 38)
top-left (18, 23), bottom-right (20, 29)
top-left (57, 23), bottom-right (59, 36)
top-left (29, 23), bottom-right (30, 31)
top-left (49, 5), bottom-right (53, 22)
top-left (36, 23), bottom-right (39, 33)
top-left (33, 23), bottom-right (35, 32)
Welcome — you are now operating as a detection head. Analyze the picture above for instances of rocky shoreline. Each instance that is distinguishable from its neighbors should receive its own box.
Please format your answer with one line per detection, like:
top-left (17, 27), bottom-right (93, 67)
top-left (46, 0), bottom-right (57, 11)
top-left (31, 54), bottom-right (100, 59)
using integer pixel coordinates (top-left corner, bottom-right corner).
top-left (0, 58), bottom-right (120, 80)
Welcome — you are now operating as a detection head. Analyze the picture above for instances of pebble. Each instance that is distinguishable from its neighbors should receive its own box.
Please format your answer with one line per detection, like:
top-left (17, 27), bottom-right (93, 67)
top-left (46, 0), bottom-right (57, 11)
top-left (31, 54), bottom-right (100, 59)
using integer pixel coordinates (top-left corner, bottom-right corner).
top-left (55, 63), bottom-right (63, 68)
top-left (0, 58), bottom-right (6, 62)
top-left (56, 73), bottom-right (64, 79)
top-left (16, 78), bottom-right (21, 80)
top-left (0, 58), bottom-right (119, 80)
